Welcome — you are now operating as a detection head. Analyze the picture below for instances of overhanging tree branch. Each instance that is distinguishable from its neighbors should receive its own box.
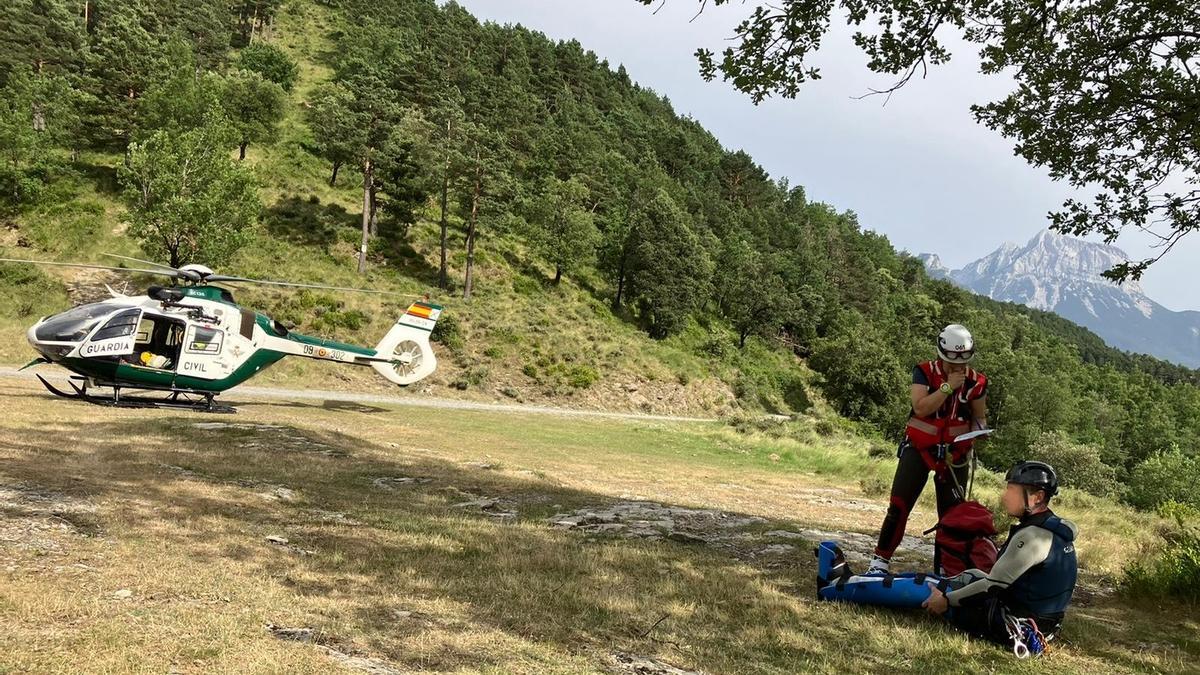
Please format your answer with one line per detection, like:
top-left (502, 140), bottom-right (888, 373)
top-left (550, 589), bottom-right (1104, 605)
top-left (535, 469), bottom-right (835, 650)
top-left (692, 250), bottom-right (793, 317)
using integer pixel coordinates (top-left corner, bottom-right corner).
top-left (641, 0), bottom-right (1200, 282)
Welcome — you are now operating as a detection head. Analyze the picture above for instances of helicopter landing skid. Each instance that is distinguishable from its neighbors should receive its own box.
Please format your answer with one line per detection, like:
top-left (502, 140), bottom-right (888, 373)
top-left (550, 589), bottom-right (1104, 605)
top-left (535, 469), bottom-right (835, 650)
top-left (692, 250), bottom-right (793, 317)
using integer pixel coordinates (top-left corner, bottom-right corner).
top-left (36, 375), bottom-right (235, 414)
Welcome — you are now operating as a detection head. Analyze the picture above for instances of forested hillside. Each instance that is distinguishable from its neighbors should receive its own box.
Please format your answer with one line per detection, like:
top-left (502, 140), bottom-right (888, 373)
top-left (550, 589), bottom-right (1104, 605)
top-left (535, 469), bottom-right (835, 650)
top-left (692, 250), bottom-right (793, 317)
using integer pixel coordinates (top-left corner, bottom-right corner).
top-left (2, 0), bottom-right (1199, 510)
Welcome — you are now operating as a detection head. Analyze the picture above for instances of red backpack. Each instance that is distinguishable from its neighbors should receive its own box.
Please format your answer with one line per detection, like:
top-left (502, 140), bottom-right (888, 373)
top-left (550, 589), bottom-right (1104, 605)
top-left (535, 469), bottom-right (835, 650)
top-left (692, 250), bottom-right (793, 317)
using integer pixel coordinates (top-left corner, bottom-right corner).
top-left (927, 501), bottom-right (999, 577)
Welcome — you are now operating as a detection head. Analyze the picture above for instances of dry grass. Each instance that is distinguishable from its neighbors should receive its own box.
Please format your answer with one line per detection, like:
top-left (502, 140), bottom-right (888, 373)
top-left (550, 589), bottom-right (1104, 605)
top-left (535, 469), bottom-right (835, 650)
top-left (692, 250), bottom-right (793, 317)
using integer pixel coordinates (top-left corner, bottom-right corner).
top-left (0, 378), bottom-right (1196, 674)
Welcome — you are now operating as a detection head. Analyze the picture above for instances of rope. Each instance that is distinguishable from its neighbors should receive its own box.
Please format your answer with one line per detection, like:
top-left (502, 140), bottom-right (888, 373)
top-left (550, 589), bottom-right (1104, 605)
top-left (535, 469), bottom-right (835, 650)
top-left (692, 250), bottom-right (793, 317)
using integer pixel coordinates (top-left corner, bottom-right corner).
top-left (1005, 615), bottom-right (1047, 659)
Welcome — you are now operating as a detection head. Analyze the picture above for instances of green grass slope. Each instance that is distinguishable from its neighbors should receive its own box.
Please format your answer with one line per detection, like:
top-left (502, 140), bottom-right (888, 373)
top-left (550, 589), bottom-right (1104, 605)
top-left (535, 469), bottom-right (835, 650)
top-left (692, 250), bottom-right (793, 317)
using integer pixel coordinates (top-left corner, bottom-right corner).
top-left (0, 0), bottom-right (822, 419)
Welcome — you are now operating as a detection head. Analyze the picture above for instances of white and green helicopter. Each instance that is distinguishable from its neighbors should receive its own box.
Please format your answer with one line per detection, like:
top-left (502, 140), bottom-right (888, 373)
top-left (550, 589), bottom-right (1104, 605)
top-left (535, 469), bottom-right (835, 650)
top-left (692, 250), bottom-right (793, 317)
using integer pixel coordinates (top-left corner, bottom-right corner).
top-left (3, 255), bottom-right (442, 413)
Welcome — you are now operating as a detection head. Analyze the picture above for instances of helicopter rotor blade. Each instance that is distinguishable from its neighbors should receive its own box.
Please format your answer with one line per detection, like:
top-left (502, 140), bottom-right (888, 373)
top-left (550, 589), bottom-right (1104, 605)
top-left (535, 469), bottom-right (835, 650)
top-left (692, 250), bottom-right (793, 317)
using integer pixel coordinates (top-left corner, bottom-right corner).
top-left (0, 257), bottom-right (183, 279)
top-left (100, 253), bottom-right (180, 273)
top-left (100, 254), bottom-right (208, 282)
top-left (204, 274), bottom-right (416, 296)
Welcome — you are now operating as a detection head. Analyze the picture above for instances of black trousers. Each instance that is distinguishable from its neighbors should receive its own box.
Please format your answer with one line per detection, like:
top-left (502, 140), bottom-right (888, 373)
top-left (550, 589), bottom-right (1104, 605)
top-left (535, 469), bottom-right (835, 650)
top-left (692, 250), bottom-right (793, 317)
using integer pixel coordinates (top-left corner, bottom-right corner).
top-left (947, 597), bottom-right (1013, 646)
top-left (874, 442), bottom-right (969, 559)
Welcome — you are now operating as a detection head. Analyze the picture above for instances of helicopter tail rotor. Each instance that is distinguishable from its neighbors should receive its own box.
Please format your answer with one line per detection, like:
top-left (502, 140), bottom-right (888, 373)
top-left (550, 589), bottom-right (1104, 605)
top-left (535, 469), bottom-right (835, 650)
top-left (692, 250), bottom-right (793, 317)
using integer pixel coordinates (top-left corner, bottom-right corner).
top-left (372, 301), bottom-right (442, 386)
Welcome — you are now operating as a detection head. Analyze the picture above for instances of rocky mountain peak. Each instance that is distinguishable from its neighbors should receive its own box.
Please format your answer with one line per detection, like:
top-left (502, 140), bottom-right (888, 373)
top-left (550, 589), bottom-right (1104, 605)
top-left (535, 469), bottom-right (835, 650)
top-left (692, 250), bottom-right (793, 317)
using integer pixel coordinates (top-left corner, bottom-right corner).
top-left (920, 230), bottom-right (1199, 367)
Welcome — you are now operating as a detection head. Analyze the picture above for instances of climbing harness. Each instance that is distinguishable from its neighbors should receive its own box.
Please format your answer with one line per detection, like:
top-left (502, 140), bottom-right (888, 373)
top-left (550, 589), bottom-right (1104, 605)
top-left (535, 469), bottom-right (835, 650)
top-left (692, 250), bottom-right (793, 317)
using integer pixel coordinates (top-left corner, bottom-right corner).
top-left (1005, 615), bottom-right (1048, 659)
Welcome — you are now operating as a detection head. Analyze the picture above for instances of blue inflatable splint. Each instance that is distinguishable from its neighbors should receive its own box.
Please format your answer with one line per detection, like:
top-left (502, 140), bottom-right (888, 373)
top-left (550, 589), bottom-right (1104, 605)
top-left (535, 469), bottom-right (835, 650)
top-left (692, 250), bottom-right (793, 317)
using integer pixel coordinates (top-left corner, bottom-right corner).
top-left (815, 540), bottom-right (948, 608)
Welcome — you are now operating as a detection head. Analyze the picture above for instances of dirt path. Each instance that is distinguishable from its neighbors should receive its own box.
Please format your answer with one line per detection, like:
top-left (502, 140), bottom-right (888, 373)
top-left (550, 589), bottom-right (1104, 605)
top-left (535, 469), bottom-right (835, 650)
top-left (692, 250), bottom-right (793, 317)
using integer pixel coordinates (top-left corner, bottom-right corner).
top-left (0, 366), bottom-right (718, 423)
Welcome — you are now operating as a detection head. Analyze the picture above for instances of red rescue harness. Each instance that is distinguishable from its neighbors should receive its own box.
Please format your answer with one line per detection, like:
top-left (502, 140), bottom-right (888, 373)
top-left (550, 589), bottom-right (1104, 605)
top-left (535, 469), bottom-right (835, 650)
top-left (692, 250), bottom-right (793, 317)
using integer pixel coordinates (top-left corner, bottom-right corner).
top-left (905, 360), bottom-right (987, 474)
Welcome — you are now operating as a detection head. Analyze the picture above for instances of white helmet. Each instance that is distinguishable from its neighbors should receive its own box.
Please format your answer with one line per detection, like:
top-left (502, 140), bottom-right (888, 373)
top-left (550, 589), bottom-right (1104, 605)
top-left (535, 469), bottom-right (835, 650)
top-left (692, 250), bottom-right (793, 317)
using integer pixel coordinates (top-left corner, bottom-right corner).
top-left (937, 324), bottom-right (975, 363)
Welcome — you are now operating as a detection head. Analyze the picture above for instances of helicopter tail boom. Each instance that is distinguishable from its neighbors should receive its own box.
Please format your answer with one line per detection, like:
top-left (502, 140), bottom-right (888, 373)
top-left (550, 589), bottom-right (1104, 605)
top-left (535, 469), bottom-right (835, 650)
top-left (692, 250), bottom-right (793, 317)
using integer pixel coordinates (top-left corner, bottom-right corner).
top-left (371, 302), bottom-right (442, 386)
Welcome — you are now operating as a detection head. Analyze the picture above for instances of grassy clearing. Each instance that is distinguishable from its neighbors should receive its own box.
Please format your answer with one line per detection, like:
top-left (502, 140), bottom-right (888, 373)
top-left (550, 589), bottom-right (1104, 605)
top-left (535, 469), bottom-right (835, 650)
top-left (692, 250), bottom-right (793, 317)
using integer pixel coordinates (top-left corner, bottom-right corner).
top-left (0, 378), bottom-right (1194, 674)
top-left (0, 7), bottom-right (1192, 666)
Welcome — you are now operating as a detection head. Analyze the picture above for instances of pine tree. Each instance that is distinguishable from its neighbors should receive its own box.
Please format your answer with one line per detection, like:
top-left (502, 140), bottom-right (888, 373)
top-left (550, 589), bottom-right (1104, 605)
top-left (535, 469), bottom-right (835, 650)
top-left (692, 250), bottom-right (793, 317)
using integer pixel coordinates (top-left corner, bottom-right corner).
top-left (527, 176), bottom-right (598, 284)
top-left (626, 188), bottom-right (713, 338)
top-left (454, 121), bottom-right (512, 300)
top-left (235, 42), bottom-right (298, 91)
top-left (219, 69), bottom-right (286, 160)
top-left (136, 40), bottom-right (223, 139)
top-left (119, 111), bottom-right (258, 268)
top-left (305, 83), bottom-right (357, 187)
top-left (84, 0), bottom-right (161, 146)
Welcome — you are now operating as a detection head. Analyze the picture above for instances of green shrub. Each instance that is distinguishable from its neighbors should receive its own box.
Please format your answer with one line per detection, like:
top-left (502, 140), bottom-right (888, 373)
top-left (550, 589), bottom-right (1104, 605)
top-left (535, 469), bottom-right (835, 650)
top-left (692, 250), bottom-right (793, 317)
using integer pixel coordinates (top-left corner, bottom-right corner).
top-left (725, 413), bottom-right (788, 437)
top-left (21, 200), bottom-right (106, 253)
top-left (1032, 431), bottom-right (1119, 497)
top-left (860, 475), bottom-right (890, 497)
top-left (809, 328), bottom-right (906, 430)
top-left (781, 375), bottom-right (811, 413)
top-left (1122, 513), bottom-right (1200, 604)
top-left (2, 157), bottom-right (74, 215)
top-left (483, 345), bottom-right (503, 359)
top-left (725, 414), bottom-right (832, 446)
top-left (729, 357), bottom-right (810, 415)
top-left (511, 274), bottom-right (540, 295)
top-left (521, 363), bottom-right (538, 379)
top-left (1159, 500), bottom-right (1200, 523)
top-left (0, 262), bottom-right (66, 317)
top-left (467, 366), bottom-right (488, 385)
top-left (451, 365), bottom-right (488, 390)
top-left (1126, 451), bottom-right (1200, 510)
top-left (0, 261), bottom-right (49, 287)
top-left (867, 443), bottom-right (895, 460)
top-left (0, 164), bottom-right (46, 215)
top-left (430, 314), bottom-right (465, 355)
top-left (265, 291), bottom-right (368, 334)
top-left (491, 327), bottom-right (522, 344)
top-left (566, 365), bottom-right (599, 389)
top-left (696, 330), bottom-right (730, 359)
top-left (314, 308), bottom-right (366, 332)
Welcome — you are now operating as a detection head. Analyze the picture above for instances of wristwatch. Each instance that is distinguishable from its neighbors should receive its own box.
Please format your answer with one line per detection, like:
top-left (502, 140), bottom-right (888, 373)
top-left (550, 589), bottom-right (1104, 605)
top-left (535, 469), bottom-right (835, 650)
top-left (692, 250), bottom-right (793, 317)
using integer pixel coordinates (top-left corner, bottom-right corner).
top-left (939, 382), bottom-right (953, 395)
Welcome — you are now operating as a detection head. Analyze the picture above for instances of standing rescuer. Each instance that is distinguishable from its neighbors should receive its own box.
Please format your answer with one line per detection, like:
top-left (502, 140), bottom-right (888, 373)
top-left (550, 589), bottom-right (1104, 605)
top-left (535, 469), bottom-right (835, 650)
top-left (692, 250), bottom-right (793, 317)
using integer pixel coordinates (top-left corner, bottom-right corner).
top-left (869, 324), bottom-right (988, 574)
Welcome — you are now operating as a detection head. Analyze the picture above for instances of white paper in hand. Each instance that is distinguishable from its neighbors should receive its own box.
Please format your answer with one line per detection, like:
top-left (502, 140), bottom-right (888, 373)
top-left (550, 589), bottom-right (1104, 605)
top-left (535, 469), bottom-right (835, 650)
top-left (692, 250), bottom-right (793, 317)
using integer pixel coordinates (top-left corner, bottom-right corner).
top-left (953, 429), bottom-right (995, 443)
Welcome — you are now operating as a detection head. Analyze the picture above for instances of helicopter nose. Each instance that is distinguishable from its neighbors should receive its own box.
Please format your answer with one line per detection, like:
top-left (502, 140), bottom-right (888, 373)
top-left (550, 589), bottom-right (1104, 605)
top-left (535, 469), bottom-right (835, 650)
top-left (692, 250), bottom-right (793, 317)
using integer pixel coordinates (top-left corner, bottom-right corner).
top-left (26, 320), bottom-right (73, 361)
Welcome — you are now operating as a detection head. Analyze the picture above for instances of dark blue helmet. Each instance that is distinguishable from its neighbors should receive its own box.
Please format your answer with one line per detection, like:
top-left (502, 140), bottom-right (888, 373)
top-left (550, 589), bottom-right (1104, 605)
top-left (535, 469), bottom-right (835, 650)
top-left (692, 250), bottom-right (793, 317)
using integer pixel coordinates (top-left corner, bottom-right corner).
top-left (1006, 460), bottom-right (1059, 497)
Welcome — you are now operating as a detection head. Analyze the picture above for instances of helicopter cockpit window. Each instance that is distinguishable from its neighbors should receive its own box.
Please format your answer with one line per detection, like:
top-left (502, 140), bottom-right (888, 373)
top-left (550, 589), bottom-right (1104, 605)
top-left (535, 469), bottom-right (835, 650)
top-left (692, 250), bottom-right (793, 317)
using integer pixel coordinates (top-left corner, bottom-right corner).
top-left (134, 318), bottom-right (154, 343)
top-left (187, 326), bottom-right (223, 354)
top-left (34, 302), bottom-right (125, 342)
top-left (92, 309), bottom-right (142, 341)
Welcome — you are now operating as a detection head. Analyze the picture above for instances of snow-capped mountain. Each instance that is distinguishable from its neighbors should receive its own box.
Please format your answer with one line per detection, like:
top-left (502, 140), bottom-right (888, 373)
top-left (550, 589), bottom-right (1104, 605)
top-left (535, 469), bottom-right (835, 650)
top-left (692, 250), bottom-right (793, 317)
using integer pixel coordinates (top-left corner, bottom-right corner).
top-left (920, 230), bottom-right (1200, 368)
top-left (916, 253), bottom-right (951, 281)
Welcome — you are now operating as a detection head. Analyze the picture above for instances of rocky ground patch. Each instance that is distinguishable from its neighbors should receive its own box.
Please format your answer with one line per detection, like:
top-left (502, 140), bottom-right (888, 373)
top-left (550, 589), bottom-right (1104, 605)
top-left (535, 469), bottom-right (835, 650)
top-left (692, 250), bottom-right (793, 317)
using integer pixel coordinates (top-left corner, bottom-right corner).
top-left (544, 499), bottom-right (933, 567)
top-left (0, 483), bottom-right (98, 568)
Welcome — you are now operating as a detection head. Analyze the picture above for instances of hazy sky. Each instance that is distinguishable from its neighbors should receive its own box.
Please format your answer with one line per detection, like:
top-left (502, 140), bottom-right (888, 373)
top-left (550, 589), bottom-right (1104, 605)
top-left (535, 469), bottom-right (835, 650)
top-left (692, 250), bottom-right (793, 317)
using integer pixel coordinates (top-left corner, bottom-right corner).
top-left (455, 0), bottom-right (1198, 312)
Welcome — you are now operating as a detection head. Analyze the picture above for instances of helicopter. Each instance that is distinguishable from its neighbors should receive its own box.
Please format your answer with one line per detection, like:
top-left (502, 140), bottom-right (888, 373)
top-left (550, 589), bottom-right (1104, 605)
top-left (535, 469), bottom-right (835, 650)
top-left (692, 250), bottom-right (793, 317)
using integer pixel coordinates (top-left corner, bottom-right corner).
top-left (1, 254), bottom-right (442, 413)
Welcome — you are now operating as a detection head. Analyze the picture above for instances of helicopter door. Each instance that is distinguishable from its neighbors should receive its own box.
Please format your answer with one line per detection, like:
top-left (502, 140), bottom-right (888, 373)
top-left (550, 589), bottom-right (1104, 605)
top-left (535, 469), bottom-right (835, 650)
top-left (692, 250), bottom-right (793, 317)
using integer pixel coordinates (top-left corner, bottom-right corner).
top-left (177, 324), bottom-right (225, 379)
top-left (79, 308), bottom-right (143, 359)
top-left (134, 315), bottom-right (186, 370)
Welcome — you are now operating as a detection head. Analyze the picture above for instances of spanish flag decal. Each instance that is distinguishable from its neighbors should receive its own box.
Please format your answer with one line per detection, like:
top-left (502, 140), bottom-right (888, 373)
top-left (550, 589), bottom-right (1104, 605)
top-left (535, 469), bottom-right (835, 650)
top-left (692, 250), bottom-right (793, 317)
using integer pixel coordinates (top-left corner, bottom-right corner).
top-left (399, 301), bottom-right (442, 331)
top-left (406, 303), bottom-right (437, 320)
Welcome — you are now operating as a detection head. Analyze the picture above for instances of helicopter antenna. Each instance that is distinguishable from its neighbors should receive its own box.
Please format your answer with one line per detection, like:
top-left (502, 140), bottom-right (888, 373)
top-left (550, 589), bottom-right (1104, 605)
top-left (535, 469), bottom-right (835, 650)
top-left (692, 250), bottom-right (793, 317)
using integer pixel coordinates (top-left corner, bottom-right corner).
top-left (0, 257), bottom-right (183, 279)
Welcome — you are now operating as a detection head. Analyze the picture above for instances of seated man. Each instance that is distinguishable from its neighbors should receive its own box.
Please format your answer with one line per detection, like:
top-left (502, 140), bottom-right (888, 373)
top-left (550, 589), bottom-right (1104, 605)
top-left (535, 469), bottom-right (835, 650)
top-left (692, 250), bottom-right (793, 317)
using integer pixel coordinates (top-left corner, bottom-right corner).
top-left (923, 461), bottom-right (1078, 646)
